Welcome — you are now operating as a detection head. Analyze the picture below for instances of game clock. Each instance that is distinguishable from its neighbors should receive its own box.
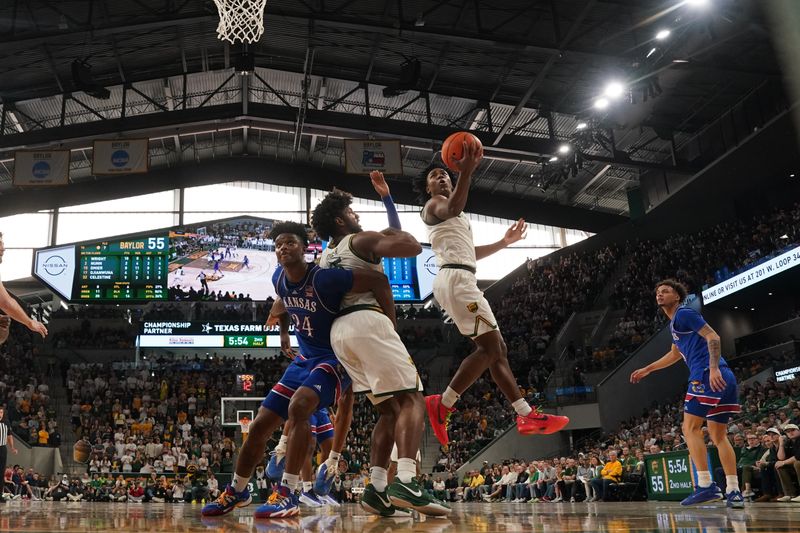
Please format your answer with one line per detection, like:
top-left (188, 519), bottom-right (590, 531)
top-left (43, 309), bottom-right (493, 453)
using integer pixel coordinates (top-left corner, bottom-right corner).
top-left (236, 374), bottom-right (255, 392)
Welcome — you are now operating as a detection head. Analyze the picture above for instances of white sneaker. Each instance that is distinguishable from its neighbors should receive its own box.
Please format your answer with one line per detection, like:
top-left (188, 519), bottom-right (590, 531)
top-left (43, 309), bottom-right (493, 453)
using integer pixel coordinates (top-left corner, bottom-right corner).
top-left (319, 494), bottom-right (341, 507)
top-left (552, 496), bottom-right (562, 502)
top-left (742, 490), bottom-right (755, 498)
top-left (791, 495), bottom-right (800, 503)
top-left (482, 494), bottom-right (491, 502)
top-left (299, 492), bottom-right (323, 508)
top-left (570, 497), bottom-right (576, 502)
top-left (777, 496), bottom-right (792, 502)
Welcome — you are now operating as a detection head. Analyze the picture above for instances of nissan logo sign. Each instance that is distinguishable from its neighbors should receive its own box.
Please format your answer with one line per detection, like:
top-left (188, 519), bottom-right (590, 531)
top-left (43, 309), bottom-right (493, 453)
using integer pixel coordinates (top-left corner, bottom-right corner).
top-left (424, 255), bottom-right (438, 276)
top-left (42, 255), bottom-right (68, 276)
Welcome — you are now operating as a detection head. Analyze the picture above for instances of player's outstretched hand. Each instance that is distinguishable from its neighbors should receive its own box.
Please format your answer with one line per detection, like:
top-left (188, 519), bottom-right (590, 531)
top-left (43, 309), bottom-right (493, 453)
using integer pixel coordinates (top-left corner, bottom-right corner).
top-left (28, 319), bottom-right (48, 338)
top-left (369, 171), bottom-right (390, 198)
top-left (503, 218), bottom-right (528, 245)
top-left (453, 140), bottom-right (483, 175)
top-left (709, 367), bottom-right (726, 392)
top-left (630, 368), bottom-right (650, 383)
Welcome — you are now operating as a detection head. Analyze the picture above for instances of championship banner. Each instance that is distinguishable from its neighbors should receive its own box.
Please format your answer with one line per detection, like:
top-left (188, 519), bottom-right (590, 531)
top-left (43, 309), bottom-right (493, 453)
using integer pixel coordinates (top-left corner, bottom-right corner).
top-left (13, 150), bottom-right (70, 186)
top-left (92, 138), bottom-right (149, 175)
top-left (344, 139), bottom-right (403, 174)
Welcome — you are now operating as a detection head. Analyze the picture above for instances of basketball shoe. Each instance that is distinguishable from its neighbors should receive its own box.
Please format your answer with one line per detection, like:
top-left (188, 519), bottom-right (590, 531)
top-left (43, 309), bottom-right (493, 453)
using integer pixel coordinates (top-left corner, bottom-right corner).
top-left (254, 485), bottom-right (300, 518)
top-left (314, 463), bottom-right (334, 496)
top-left (267, 450), bottom-right (286, 480)
top-left (361, 484), bottom-right (412, 517)
top-left (388, 479), bottom-right (451, 516)
top-left (201, 484), bottom-right (252, 516)
top-left (425, 395), bottom-right (455, 447)
top-left (680, 484), bottom-right (723, 506)
top-left (516, 408), bottom-right (569, 435)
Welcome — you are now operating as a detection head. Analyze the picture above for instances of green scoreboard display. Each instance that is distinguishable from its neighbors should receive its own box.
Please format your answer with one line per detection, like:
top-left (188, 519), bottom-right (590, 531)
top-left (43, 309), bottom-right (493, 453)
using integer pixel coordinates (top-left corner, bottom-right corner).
top-left (78, 236), bottom-right (169, 300)
top-left (645, 448), bottom-right (721, 501)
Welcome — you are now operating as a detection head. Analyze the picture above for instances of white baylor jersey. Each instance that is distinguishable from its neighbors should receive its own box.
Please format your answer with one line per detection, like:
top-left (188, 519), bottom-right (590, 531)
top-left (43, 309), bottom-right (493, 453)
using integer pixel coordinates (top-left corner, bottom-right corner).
top-left (319, 233), bottom-right (383, 310)
top-left (422, 208), bottom-right (477, 268)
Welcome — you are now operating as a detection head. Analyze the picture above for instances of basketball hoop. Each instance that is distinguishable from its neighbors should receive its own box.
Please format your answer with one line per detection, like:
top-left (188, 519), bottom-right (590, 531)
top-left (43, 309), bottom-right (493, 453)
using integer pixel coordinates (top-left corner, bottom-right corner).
top-left (214, 0), bottom-right (268, 44)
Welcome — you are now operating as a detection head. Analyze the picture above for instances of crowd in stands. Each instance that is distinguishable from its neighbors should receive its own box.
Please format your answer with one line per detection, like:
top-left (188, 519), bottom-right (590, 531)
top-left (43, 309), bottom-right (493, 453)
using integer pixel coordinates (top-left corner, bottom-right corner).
top-left (51, 305), bottom-right (130, 320)
top-left (0, 322), bottom-right (60, 448)
top-left (52, 325), bottom-right (134, 350)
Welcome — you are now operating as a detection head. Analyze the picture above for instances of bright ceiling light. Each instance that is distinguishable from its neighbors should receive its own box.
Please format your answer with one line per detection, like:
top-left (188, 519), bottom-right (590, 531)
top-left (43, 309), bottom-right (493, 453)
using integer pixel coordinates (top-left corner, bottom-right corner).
top-left (558, 144), bottom-right (571, 154)
top-left (646, 47), bottom-right (657, 58)
top-left (604, 82), bottom-right (625, 99)
top-left (686, 0), bottom-right (710, 8)
top-left (549, 156), bottom-right (559, 162)
top-left (673, 59), bottom-right (689, 63)
top-left (656, 29), bottom-right (671, 40)
top-left (594, 97), bottom-right (610, 110)
top-left (576, 122), bottom-right (588, 130)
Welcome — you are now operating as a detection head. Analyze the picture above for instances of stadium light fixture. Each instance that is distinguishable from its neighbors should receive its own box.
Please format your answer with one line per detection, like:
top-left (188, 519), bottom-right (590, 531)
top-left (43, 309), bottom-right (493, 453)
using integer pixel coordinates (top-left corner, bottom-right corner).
top-left (656, 29), bottom-right (671, 40)
top-left (768, 292), bottom-right (773, 296)
top-left (780, 234), bottom-right (789, 239)
top-left (576, 122), bottom-right (588, 130)
top-left (558, 144), bottom-right (571, 154)
top-left (790, 173), bottom-right (796, 178)
top-left (673, 59), bottom-right (689, 63)
top-left (733, 306), bottom-right (738, 309)
top-left (604, 81), bottom-right (625, 99)
top-left (686, 0), bottom-right (710, 8)
top-left (549, 156), bottom-right (559, 162)
top-left (594, 97), bottom-right (610, 110)
top-left (647, 47), bottom-right (658, 58)
top-left (750, 307), bottom-right (755, 311)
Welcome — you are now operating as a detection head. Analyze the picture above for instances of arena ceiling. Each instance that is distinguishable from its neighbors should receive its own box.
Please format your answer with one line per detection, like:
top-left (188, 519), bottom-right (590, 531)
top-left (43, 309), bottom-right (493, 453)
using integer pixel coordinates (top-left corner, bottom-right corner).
top-left (0, 0), bottom-right (787, 229)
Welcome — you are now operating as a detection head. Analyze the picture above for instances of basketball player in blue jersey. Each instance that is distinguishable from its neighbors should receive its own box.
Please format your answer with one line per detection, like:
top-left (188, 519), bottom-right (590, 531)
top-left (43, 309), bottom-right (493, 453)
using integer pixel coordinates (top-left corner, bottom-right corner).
top-left (630, 279), bottom-right (744, 508)
top-left (201, 221), bottom-right (394, 519)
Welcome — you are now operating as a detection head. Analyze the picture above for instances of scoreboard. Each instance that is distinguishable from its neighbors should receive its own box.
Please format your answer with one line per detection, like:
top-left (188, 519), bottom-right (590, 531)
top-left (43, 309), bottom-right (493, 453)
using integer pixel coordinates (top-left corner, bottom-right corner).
top-left (137, 321), bottom-right (299, 349)
top-left (78, 236), bottom-right (169, 300)
top-left (644, 448), bottom-right (721, 501)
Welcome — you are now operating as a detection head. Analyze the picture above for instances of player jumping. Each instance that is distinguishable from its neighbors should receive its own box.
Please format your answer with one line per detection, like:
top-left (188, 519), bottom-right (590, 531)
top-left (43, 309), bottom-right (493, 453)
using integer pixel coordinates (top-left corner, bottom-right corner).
top-left (631, 279), bottom-right (743, 508)
top-left (201, 221), bottom-right (393, 518)
top-left (414, 144), bottom-right (569, 447)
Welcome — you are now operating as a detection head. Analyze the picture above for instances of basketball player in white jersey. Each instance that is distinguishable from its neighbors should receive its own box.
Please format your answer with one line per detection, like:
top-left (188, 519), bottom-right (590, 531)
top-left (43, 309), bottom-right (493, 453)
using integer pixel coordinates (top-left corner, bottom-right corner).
top-left (414, 142), bottom-right (569, 446)
top-left (312, 179), bottom-right (450, 517)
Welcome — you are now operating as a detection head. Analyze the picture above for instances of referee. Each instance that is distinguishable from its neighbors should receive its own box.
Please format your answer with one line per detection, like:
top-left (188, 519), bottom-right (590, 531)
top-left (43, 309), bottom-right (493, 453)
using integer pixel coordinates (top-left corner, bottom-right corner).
top-left (0, 405), bottom-right (19, 503)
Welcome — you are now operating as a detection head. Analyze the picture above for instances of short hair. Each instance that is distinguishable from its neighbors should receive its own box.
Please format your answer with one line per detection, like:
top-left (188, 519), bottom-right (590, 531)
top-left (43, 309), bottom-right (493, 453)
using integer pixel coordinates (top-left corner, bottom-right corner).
top-left (413, 162), bottom-right (456, 203)
top-left (655, 278), bottom-right (688, 302)
top-left (269, 221), bottom-right (308, 247)
top-left (311, 190), bottom-right (352, 241)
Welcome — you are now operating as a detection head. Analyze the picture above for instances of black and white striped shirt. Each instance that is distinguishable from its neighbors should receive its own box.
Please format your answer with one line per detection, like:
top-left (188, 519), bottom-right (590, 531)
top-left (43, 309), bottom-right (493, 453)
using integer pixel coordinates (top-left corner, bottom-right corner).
top-left (0, 421), bottom-right (8, 446)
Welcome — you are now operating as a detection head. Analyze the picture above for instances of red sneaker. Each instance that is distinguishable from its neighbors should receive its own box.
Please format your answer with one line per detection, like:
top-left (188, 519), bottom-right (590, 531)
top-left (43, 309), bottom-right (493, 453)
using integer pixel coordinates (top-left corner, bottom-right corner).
top-left (516, 408), bottom-right (569, 435)
top-left (425, 394), bottom-right (455, 447)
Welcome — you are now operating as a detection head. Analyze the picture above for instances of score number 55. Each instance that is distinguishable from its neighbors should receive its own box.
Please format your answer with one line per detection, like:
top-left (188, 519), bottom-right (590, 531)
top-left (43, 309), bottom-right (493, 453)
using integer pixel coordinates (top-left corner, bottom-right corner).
top-left (147, 237), bottom-right (167, 250)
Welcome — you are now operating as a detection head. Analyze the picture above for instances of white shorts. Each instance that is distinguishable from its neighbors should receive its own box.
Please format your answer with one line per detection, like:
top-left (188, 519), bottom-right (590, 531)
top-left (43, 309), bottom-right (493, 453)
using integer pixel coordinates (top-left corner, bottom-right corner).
top-left (390, 443), bottom-right (422, 463)
top-left (330, 310), bottom-right (423, 405)
top-left (433, 268), bottom-right (498, 338)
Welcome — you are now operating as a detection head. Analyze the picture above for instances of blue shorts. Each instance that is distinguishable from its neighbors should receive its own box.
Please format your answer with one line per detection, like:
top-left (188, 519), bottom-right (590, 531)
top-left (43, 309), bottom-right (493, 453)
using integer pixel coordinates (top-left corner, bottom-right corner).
top-left (262, 356), bottom-right (351, 420)
top-left (684, 366), bottom-right (741, 423)
top-left (311, 408), bottom-right (334, 444)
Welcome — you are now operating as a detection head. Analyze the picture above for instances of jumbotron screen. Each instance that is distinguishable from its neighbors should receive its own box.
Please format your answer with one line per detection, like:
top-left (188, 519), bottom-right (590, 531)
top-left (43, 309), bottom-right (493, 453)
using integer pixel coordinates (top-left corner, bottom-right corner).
top-left (33, 216), bottom-right (436, 303)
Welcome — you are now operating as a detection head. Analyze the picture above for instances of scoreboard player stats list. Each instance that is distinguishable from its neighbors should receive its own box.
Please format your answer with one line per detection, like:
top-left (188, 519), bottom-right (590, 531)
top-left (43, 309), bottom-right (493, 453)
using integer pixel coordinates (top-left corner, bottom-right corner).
top-left (78, 236), bottom-right (169, 300)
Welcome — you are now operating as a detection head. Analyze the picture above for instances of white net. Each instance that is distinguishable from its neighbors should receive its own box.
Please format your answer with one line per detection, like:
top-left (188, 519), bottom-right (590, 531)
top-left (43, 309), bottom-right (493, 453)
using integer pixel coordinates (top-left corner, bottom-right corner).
top-left (214, 0), bottom-right (268, 44)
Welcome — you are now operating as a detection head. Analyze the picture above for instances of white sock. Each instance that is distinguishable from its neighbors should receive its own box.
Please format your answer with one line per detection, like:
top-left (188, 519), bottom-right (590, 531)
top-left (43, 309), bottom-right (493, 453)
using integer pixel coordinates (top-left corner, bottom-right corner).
top-left (512, 398), bottom-right (532, 416)
top-left (275, 435), bottom-right (289, 455)
top-left (302, 481), bottom-right (313, 493)
top-left (328, 451), bottom-right (341, 462)
top-left (370, 466), bottom-right (388, 492)
top-left (281, 473), bottom-right (299, 492)
top-left (441, 387), bottom-right (460, 409)
top-left (397, 458), bottom-right (417, 484)
top-left (233, 473), bottom-right (249, 493)
top-left (726, 475), bottom-right (740, 494)
top-left (696, 470), bottom-right (712, 488)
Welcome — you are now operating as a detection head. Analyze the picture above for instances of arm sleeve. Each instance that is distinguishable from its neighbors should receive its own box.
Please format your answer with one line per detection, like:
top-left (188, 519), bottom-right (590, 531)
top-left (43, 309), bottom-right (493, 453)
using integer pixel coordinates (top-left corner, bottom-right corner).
top-left (382, 195), bottom-right (402, 229)
top-left (674, 308), bottom-right (708, 333)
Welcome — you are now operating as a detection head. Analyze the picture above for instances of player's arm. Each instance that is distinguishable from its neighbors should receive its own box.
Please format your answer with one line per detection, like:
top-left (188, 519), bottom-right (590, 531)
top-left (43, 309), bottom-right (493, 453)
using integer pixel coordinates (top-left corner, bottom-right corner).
top-left (352, 230), bottom-right (422, 259)
top-left (630, 345), bottom-right (682, 383)
top-left (475, 218), bottom-right (527, 260)
top-left (350, 269), bottom-right (397, 327)
top-left (369, 171), bottom-right (402, 230)
top-left (0, 283), bottom-right (47, 338)
top-left (697, 324), bottom-right (726, 392)
top-left (426, 141), bottom-right (482, 221)
top-left (265, 298), bottom-right (294, 357)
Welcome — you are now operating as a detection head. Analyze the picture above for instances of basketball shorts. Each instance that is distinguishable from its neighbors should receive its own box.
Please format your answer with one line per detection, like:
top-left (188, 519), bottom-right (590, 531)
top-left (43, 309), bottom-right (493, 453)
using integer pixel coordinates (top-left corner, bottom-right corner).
top-left (331, 310), bottom-right (423, 405)
top-left (433, 268), bottom-right (497, 338)
top-left (262, 356), bottom-right (351, 420)
top-left (390, 442), bottom-right (422, 463)
top-left (311, 408), bottom-right (334, 444)
top-left (684, 366), bottom-right (741, 423)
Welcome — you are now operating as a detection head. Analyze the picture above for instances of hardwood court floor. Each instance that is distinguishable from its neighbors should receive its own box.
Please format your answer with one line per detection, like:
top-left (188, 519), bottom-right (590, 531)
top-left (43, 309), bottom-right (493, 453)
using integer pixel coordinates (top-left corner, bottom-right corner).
top-left (0, 500), bottom-right (797, 532)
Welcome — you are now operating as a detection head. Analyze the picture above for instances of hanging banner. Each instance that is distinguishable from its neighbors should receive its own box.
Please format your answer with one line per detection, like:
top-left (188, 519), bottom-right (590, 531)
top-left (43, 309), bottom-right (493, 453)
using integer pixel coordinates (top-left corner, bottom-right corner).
top-left (92, 138), bottom-right (149, 175)
top-left (13, 150), bottom-right (70, 186)
top-left (344, 139), bottom-right (403, 175)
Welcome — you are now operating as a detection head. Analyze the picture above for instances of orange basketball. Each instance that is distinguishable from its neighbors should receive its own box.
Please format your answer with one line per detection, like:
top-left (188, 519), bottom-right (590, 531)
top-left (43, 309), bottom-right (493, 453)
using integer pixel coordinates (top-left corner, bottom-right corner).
top-left (73, 439), bottom-right (92, 464)
top-left (441, 131), bottom-right (483, 171)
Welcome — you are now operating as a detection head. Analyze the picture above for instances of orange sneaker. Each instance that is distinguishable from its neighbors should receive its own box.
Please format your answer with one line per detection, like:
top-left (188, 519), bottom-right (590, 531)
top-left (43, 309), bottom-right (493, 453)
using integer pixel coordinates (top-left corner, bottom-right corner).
top-left (425, 394), bottom-right (455, 447)
top-left (516, 408), bottom-right (569, 435)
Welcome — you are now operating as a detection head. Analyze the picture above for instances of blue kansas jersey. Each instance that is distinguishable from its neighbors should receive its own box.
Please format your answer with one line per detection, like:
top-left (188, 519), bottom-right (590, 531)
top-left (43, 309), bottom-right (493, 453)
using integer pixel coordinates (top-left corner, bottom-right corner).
top-left (670, 306), bottom-right (728, 382)
top-left (273, 264), bottom-right (354, 359)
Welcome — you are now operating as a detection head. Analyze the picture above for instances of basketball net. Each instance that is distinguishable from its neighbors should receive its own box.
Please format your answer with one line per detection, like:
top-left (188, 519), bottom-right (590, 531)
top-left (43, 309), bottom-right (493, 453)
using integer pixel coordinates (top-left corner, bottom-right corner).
top-left (214, 0), bottom-right (268, 44)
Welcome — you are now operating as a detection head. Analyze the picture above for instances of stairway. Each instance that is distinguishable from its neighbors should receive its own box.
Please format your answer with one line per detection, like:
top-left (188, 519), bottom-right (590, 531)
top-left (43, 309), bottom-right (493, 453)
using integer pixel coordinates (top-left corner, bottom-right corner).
top-left (47, 373), bottom-right (81, 475)
top-left (591, 250), bottom-right (633, 309)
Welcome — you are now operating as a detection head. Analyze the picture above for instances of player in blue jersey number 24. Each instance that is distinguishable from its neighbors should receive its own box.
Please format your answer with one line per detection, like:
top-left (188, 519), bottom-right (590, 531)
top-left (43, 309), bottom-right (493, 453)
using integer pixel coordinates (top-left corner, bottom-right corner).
top-left (630, 279), bottom-right (744, 508)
